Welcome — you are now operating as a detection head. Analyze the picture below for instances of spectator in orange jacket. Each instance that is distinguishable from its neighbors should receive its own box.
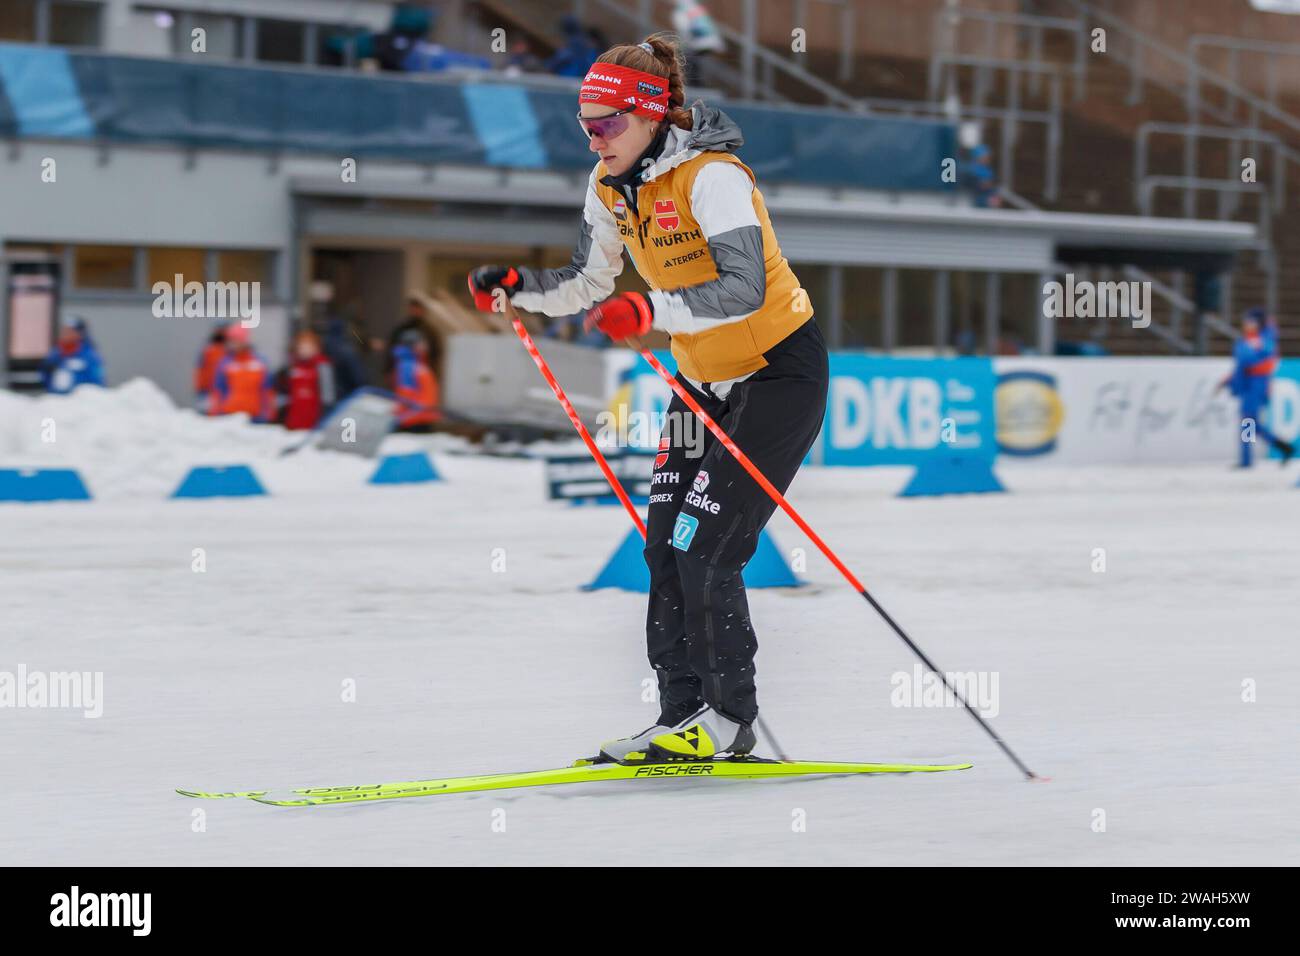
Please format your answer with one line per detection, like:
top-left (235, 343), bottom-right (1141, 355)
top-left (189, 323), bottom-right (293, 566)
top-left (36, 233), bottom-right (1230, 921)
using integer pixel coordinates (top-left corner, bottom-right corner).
top-left (194, 323), bottom-right (229, 412)
top-left (392, 330), bottom-right (439, 432)
top-left (212, 325), bottom-right (275, 422)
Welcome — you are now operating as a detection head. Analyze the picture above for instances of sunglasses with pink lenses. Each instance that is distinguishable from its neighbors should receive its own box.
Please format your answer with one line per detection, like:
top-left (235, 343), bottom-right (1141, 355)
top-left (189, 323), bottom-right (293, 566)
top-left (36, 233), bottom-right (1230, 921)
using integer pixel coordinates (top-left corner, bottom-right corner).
top-left (577, 106), bottom-right (635, 140)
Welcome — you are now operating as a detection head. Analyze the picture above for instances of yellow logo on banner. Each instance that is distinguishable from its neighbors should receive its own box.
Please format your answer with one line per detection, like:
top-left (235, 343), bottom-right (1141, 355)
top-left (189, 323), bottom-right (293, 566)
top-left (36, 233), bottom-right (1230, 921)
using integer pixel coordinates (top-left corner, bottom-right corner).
top-left (995, 372), bottom-right (1063, 455)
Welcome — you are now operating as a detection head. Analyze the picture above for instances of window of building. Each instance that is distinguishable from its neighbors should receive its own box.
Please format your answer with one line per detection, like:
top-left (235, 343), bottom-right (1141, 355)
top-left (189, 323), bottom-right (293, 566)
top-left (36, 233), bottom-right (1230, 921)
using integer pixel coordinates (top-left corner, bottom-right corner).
top-left (898, 269), bottom-right (937, 349)
top-left (3, 242), bottom-right (65, 260)
top-left (256, 18), bottom-right (306, 63)
top-left (841, 267), bottom-right (884, 348)
top-left (147, 247), bottom-right (206, 287)
top-left (0, 0), bottom-right (37, 42)
top-left (49, 1), bottom-right (102, 47)
top-left (216, 251), bottom-right (271, 285)
top-left (73, 245), bottom-right (136, 290)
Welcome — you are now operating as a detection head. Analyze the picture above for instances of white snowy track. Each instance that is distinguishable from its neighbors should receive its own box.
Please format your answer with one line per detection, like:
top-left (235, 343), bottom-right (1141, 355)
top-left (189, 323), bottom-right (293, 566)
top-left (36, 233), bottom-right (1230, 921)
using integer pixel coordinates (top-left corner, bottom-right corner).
top-left (2, 448), bottom-right (1298, 865)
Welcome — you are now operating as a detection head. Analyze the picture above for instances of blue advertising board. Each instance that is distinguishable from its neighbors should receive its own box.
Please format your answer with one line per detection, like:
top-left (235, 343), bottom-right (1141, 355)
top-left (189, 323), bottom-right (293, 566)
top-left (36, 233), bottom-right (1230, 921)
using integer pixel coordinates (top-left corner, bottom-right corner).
top-left (609, 351), bottom-right (999, 468)
top-left (821, 355), bottom-right (998, 466)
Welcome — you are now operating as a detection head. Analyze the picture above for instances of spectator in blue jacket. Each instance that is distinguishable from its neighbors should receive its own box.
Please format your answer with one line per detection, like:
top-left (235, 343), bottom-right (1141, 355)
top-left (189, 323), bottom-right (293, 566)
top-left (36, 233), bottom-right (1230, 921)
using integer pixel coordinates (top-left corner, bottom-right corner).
top-left (1218, 308), bottom-right (1294, 467)
top-left (964, 143), bottom-right (1002, 208)
top-left (322, 315), bottom-right (370, 401)
top-left (41, 325), bottom-right (104, 394)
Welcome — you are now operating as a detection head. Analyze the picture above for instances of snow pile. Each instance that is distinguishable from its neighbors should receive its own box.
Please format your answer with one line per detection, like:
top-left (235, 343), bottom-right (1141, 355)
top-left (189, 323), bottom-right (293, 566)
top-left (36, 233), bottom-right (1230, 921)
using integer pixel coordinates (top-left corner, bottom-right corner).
top-left (0, 379), bottom-right (467, 499)
top-left (0, 380), bottom-right (299, 498)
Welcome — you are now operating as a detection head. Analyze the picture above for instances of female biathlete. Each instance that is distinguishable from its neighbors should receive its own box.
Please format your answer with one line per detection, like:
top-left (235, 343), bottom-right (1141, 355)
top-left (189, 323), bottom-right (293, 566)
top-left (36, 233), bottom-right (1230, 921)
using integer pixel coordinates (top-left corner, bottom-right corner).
top-left (469, 35), bottom-right (829, 763)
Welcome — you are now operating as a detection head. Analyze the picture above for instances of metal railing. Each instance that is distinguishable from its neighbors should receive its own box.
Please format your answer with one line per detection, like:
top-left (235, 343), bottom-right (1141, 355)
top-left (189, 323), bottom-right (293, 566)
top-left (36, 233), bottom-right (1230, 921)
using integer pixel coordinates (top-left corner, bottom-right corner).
top-left (791, 0), bottom-right (856, 83)
top-left (872, 92), bottom-right (1061, 200)
top-left (1134, 121), bottom-right (1295, 216)
top-left (1138, 176), bottom-right (1275, 319)
top-left (928, 6), bottom-right (1085, 103)
top-left (581, 0), bottom-right (863, 110)
top-left (1059, 1), bottom-right (1300, 203)
top-left (1189, 35), bottom-right (1300, 122)
top-left (1138, 177), bottom-right (1272, 243)
top-left (1052, 0), bottom-right (1295, 347)
top-left (926, 7), bottom-right (1082, 205)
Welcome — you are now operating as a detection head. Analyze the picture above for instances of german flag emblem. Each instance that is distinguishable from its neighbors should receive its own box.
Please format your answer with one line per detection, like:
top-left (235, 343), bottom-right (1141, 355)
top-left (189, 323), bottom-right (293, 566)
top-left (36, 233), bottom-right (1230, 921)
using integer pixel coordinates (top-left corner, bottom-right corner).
top-left (654, 199), bottom-right (679, 231)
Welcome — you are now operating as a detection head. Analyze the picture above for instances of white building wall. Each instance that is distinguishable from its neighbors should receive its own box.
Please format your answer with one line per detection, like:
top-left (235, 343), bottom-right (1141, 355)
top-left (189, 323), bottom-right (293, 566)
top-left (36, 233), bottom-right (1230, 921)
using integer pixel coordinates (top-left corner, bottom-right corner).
top-left (1, 141), bottom-right (355, 401)
top-left (4, 141), bottom-right (312, 248)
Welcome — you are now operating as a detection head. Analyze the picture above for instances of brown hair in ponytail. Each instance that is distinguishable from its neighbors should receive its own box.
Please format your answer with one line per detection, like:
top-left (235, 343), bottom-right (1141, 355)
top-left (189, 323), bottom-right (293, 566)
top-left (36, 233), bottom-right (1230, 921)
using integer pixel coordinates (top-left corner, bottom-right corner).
top-left (595, 32), bottom-right (693, 131)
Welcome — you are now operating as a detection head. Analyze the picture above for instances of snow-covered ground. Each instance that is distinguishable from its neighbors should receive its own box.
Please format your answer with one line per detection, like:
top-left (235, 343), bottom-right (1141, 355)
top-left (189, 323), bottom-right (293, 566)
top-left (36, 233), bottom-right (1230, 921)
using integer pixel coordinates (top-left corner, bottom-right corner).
top-left (2, 384), bottom-right (1298, 866)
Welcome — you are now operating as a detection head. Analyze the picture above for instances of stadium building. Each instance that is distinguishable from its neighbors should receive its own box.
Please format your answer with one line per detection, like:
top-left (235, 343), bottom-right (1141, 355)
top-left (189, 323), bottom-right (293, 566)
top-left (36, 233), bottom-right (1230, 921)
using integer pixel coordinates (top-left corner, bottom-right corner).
top-left (0, 0), bottom-right (1282, 408)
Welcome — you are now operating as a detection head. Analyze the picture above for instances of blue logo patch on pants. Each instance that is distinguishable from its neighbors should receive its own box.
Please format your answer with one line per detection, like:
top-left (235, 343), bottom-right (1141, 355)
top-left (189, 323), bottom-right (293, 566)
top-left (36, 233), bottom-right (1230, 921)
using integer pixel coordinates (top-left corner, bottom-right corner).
top-left (672, 513), bottom-right (699, 551)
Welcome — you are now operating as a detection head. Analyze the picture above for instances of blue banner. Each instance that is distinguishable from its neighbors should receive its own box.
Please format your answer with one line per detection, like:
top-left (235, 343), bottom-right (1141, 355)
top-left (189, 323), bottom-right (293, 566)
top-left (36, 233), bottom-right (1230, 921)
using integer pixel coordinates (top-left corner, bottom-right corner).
top-left (0, 45), bottom-right (956, 191)
top-left (822, 355), bottom-right (998, 466)
top-left (1268, 358), bottom-right (1300, 457)
top-left (611, 351), bottom-right (998, 467)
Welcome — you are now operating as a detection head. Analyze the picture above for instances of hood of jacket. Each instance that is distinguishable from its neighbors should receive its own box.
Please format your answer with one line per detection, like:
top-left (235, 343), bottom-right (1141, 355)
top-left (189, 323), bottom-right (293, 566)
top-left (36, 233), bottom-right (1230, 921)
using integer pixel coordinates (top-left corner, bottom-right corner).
top-left (639, 102), bottom-right (744, 183)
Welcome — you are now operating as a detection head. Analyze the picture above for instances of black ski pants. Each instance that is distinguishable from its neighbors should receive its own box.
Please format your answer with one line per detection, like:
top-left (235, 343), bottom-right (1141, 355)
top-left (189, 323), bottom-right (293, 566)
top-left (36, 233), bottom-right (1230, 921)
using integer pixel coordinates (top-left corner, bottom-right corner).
top-left (643, 318), bottom-right (829, 727)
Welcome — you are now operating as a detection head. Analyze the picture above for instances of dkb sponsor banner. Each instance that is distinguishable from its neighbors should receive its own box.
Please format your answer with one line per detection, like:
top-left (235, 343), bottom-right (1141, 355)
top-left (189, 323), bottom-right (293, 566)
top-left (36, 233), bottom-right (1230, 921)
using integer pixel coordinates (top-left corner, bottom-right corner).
top-left (604, 351), bottom-right (998, 467)
top-left (608, 352), bottom-right (1300, 466)
top-left (992, 357), bottom-right (1300, 464)
top-left (821, 355), bottom-right (998, 466)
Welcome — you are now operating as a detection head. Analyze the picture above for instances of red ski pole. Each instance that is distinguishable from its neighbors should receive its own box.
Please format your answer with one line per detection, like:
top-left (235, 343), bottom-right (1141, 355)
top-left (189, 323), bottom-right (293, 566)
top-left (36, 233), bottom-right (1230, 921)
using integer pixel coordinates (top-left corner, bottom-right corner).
top-left (505, 304), bottom-right (645, 538)
top-left (631, 342), bottom-right (1040, 781)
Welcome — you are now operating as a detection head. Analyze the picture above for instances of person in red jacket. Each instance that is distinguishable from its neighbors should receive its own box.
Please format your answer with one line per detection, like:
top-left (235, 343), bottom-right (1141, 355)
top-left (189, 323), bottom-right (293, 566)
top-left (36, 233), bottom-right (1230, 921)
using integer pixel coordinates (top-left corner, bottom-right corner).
top-left (281, 331), bottom-right (336, 430)
top-left (212, 325), bottom-right (275, 422)
top-left (391, 330), bottom-right (440, 432)
top-left (194, 323), bottom-right (229, 412)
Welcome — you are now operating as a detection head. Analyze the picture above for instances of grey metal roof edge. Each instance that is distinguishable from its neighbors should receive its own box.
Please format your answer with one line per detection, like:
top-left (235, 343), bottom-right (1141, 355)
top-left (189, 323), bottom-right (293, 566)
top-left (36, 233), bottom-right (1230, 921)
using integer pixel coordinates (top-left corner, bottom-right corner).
top-left (291, 173), bottom-right (1258, 253)
top-left (289, 171), bottom-right (589, 208)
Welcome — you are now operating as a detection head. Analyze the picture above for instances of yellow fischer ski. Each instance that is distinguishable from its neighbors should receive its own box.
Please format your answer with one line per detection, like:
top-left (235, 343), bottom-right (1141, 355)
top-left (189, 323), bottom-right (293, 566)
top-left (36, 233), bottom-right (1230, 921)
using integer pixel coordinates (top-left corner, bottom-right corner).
top-left (226, 759), bottom-right (972, 807)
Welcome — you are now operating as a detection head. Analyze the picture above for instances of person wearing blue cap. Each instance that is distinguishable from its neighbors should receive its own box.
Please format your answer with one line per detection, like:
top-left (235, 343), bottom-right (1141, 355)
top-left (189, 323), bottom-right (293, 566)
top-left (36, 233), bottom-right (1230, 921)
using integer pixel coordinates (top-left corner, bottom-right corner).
top-left (1217, 308), bottom-right (1294, 467)
top-left (41, 323), bottom-right (104, 394)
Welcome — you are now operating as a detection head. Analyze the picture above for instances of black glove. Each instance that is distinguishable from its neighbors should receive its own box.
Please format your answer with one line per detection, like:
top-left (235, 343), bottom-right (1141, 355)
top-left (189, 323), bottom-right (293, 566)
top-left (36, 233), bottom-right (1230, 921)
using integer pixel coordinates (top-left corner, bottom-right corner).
top-left (468, 266), bottom-right (522, 311)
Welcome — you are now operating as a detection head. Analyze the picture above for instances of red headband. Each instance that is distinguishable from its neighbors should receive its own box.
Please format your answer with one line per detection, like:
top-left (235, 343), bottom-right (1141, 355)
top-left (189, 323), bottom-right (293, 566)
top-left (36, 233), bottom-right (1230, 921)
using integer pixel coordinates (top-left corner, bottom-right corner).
top-left (579, 63), bottom-right (670, 119)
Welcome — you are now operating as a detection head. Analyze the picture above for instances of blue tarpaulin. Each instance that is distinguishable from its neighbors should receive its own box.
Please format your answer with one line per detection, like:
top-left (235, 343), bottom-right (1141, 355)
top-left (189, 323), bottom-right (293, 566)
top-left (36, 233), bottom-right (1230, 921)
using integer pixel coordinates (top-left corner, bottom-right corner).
top-left (0, 43), bottom-right (955, 191)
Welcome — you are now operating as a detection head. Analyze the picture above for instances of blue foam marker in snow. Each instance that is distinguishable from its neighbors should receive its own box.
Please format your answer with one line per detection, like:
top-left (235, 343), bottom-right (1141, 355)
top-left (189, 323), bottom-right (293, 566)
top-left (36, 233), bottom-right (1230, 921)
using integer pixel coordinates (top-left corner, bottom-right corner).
top-left (585, 528), bottom-right (802, 591)
top-left (898, 455), bottom-right (1006, 497)
top-left (172, 465), bottom-right (267, 499)
top-left (744, 529), bottom-right (801, 587)
top-left (368, 452), bottom-right (441, 485)
top-left (584, 528), bottom-right (649, 591)
top-left (0, 468), bottom-right (92, 502)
